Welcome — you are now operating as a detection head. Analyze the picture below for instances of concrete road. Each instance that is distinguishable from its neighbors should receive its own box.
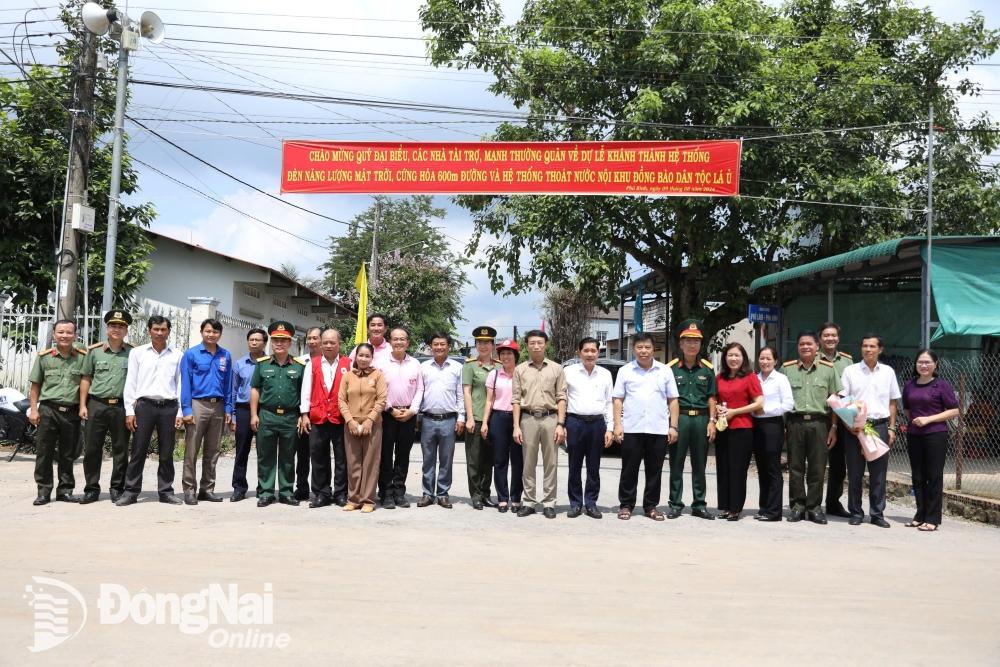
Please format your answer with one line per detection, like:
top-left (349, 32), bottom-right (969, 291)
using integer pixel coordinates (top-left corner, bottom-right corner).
top-left (3, 446), bottom-right (999, 665)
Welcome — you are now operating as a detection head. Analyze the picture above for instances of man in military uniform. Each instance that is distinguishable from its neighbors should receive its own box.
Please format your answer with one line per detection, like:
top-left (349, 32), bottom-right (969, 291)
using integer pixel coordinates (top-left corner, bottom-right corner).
top-left (780, 330), bottom-right (842, 524)
top-left (819, 321), bottom-right (853, 518)
top-left (666, 319), bottom-right (717, 520)
top-left (28, 319), bottom-right (88, 505)
top-left (251, 321), bottom-right (306, 507)
top-left (78, 310), bottom-right (133, 503)
top-left (463, 325), bottom-right (498, 510)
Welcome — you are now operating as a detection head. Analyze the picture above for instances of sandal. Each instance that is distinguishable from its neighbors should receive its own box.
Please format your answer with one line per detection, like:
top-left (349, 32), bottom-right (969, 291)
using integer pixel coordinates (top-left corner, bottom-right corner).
top-left (905, 520), bottom-right (922, 527)
top-left (617, 507), bottom-right (632, 520)
top-left (918, 523), bottom-right (938, 532)
top-left (645, 508), bottom-right (665, 521)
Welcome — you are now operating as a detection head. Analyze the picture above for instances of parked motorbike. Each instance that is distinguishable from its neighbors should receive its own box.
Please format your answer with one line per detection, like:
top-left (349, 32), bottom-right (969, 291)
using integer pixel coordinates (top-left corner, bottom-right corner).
top-left (0, 385), bottom-right (36, 462)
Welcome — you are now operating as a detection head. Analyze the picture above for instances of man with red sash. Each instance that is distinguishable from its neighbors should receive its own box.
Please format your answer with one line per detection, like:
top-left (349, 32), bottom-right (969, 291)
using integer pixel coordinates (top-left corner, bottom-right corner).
top-left (299, 328), bottom-right (352, 507)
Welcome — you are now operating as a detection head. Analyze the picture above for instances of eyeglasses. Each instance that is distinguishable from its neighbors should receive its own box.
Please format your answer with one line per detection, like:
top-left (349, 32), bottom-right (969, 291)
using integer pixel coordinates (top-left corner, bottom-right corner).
top-left (916, 361), bottom-right (935, 366)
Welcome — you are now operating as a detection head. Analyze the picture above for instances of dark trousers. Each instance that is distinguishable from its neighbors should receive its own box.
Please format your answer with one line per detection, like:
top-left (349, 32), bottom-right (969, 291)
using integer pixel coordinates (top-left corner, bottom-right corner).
top-left (908, 431), bottom-right (948, 525)
top-left (844, 422), bottom-right (890, 520)
top-left (124, 399), bottom-right (177, 495)
top-left (669, 413), bottom-right (709, 510)
top-left (310, 421), bottom-right (346, 501)
top-left (787, 419), bottom-right (830, 512)
top-left (34, 403), bottom-right (80, 496)
top-left (717, 427), bottom-right (754, 514)
top-left (618, 432), bottom-right (667, 512)
top-left (294, 431), bottom-right (310, 496)
top-left (83, 399), bottom-right (129, 494)
top-left (826, 426), bottom-right (847, 509)
top-left (753, 417), bottom-right (784, 519)
top-left (465, 420), bottom-right (494, 502)
top-left (379, 412), bottom-right (417, 500)
top-left (490, 411), bottom-right (522, 503)
top-left (566, 414), bottom-right (605, 509)
top-left (232, 404), bottom-right (254, 494)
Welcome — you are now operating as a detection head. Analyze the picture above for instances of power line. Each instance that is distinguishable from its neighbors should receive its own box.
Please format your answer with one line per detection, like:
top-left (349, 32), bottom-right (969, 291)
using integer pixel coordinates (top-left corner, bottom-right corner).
top-left (738, 194), bottom-right (924, 213)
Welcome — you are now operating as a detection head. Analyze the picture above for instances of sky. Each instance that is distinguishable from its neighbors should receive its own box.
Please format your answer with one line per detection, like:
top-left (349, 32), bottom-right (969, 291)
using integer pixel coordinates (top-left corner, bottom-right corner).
top-left (3, 0), bottom-right (998, 340)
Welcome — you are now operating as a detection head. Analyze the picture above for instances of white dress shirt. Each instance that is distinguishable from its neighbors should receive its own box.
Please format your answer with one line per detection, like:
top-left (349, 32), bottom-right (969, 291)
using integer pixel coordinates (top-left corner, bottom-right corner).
top-left (840, 361), bottom-right (902, 419)
top-left (755, 370), bottom-right (794, 418)
top-left (565, 362), bottom-right (614, 425)
top-left (123, 342), bottom-right (183, 418)
top-left (419, 357), bottom-right (465, 420)
top-left (612, 359), bottom-right (679, 435)
top-left (299, 355), bottom-right (350, 413)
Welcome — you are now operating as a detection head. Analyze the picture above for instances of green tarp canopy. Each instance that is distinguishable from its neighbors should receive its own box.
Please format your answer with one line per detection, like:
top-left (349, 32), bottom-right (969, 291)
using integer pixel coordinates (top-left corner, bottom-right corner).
top-left (928, 245), bottom-right (1000, 341)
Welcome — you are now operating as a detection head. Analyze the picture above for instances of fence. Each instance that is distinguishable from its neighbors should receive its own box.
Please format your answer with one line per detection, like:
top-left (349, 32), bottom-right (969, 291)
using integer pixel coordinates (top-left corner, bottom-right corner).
top-left (217, 310), bottom-right (266, 356)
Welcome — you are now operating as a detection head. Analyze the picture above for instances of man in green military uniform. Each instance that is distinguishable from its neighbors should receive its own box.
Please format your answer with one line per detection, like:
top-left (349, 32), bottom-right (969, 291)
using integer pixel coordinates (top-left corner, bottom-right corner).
top-left (28, 319), bottom-right (88, 505)
top-left (780, 330), bottom-right (842, 524)
top-left (251, 321), bottom-right (306, 507)
top-left (463, 325), bottom-right (498, 509)
top-left (78, 310), bottom-right (133, 504)
top-left (818, 321), bottom-right (853, 518)
top-left (666, 319), bottom-right (718, 520)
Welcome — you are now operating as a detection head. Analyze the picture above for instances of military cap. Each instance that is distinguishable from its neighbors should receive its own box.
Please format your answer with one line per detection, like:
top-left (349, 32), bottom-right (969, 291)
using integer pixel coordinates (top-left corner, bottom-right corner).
top-left (104, 309), bottom-right (133, 326)
top-left (473, 325), bottom-right (497, 341)
top-left (268, 321), bottom-right (295, 339)
top-left (677, 318), bottom-right (704, 339)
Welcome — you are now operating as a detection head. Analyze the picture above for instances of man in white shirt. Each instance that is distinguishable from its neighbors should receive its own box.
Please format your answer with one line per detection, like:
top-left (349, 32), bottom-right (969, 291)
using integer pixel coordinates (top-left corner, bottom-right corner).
top-left (117, 315), bottom-right (184, 506)
top-left (839, 333), bottom-right (901, 528)
top-left (378, 327), bottom-right (423, 509)
top-left (564, 337), bottom-right (613, 519)
top-left (418, 332), bottom-right (465, 508)
top-left (612, 333), bottom-right (680, 521)
top-left (292, 326), bottom-right (322, 501)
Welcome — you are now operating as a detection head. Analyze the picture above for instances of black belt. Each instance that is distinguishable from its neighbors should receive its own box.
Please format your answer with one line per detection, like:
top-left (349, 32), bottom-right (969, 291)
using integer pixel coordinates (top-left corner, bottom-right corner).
top-left (261, 405), bottom-right (298, 415)
top-left (788, 412), bottom-right (827, 422)
top-left (90, 395), bottom-right (123, 406)
top-left (568, 413), bottom-right (604, 423)
top-left (41, 400), bottom-right (78, 412)
top-left (137, 397), bottom-right (178, 408)
top-left (754, 415), bottom-right (784, 423)
top-left (491, 409), bottom-right (512, 415)
top-left (235, 402), bottom-right (250, 409)
top-left (525, 408), bottom-right (556, 418)
top-left (680, 408), bottom-right (709, 417)
top-left (869, 417), bottom-right (890, 425)
top-left (194, 396), bottom-right (224, 404)
top-left (422, 412), bottom-right (457, 420)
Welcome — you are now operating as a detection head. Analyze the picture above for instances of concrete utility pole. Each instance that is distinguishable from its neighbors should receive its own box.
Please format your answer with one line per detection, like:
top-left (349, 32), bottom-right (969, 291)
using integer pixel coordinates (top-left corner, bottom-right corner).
top-left (55, 32), bottom-right (98, 321)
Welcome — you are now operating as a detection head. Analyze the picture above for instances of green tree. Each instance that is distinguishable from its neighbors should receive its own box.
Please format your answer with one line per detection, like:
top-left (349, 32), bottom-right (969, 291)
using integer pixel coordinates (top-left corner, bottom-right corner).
top-left (0, 0), bottom-right (155, 309)
top-left (420, 0), bottom-right (1000, 335)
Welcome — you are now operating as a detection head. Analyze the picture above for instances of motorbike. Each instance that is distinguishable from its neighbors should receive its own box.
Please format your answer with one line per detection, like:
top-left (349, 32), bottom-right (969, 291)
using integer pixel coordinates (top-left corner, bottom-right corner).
top-left (0, 385), bottom-right (36, 462)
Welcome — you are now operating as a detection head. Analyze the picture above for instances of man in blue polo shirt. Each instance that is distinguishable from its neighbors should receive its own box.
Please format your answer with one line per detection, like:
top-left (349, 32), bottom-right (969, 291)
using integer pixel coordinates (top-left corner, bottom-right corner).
top-left (230, 327), bottom-right (268, 502)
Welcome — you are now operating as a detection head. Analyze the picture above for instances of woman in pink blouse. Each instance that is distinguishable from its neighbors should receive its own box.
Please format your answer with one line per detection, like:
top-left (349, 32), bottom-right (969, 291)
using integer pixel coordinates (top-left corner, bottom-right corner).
top-left (481, 339), bottom-right (521, 513)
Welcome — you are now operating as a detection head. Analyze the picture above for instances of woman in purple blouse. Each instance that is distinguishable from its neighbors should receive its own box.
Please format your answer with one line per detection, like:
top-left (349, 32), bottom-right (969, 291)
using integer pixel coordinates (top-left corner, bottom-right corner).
top-left (902, 349), bottom-right (960, 532)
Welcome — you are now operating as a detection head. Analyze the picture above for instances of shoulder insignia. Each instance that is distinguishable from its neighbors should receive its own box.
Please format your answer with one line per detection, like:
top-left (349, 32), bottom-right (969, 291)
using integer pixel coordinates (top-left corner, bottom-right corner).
top-left (782, 360), bottom-right (798, 367)
top-left (124, 342), bottom-right (133, 350)
top-left (256, 355), bottom-right (271, 363)
top-left (818, 359), bottom-right (834, 368)
top-left (667, 358), bottom-right (679, 367)
top-left (465, 357), bottom-right (476, 363)
top-left (292, 357), bottom-right (305, 365)
top-left (88, 342), bottom-right (104, 350)
top-left (74, 346), bottom-right (88, 355)
top-left (838, 352), bottom-right (853, 360)
top-left (38, 347), bottom-right (53, 356)
top-left (700, 358), bottom-right (714, 369)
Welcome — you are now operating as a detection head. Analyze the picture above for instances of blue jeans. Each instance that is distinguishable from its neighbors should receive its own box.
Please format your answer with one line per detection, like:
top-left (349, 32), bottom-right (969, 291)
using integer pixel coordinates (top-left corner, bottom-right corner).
top-left (420, 415), bottom-right (456, 498)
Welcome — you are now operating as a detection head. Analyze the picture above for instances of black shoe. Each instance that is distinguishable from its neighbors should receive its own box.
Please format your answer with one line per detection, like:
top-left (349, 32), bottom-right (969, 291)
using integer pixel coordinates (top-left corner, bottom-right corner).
top-left (498, 504), bottom-right (509, 513)
top-left (543, 507), bottom-right (556, 519)
top-left (116, 493), bottom-right (138, 506)
top-left (567, 506), bottom-right (582, 518)
top-left (198, 490), bottom-right (223, 503)
top-left (517, 506), bottom-right (536, 517)
top-left (183, 491), bottom-right (198, 506)
top-left (80, 491), bottom-right (100, 505)
top-left (332, 497), bottom-right (348, 507)
top-left (758, 515), bottom-right (782, 522)
top-left (666, 507), bottom-right (682, 519)
top-left (691, 508), bottom-right (716, 520)
top-left (584, 507), bottom-right (603, 519)
top-left (726, 513), bottom-right (741, 521)
top-left (870, 516), bottom-right (891, 528)
top-left (809, 510), bottom-right (828, 525)
top-left (395, 495), bottom-right (410, 508)
top-left (382, 496), bottom-right (396, 510)
top-left (848, 516), bottom-right (863, 525)
top-left (231, 491), bottom-right (247, 502)
top-left (159, 494), bottom-right (183, 505)
top-left (472, 500), bottom-right (484, 510)
top-left (109, 490), bottom-right (122, 503)
top-left (482, 498), bottom-right (498, 508)
top-left (309, 496), bottom-right (333, 508)
top-left (33, 494), bottom-right (50, 506)
top-left (437, 496), bottom-right (453, 509)
top-left (293, 489), bottom-right (310, 501)
top-left (788, 510), bottom-right (805, 522)
top-left (278, 496), bottom-right (300, 506)
top-left (417, 495), bottom-right (434, 507)
top-left (825, 503), bottom-right (851, 518)
top-left (56, 493), bottom-right (80, 503)
top-left (257, 496), bottom-right (276, 507)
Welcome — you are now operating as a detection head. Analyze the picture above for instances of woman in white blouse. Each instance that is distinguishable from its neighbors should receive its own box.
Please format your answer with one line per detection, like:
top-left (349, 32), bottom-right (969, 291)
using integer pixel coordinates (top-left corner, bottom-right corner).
top-left (752, 347), bottom-right (794, 521)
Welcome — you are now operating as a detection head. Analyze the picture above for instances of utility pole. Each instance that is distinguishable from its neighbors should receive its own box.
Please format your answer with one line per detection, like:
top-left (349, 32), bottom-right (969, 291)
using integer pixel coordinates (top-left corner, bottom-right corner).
top-left (55, 32), bottom-right (98, 321)
top-left (369, 198), bottom-right (381, 289)
top-left (922, 103), bottom-right (935, 349)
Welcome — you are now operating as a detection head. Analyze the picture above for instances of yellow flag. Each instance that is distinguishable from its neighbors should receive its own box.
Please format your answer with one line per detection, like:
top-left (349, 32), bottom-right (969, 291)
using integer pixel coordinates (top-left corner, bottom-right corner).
top-left (354, 263), bottom-right (368, 346)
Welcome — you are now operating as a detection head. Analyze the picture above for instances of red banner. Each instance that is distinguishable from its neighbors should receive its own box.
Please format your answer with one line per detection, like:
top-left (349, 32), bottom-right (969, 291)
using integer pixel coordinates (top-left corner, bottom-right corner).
top-left (280, 140), bottom-right (741, 196)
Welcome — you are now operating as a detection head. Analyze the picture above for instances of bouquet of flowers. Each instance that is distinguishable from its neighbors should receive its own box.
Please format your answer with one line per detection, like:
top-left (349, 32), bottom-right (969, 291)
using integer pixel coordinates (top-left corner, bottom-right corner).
top-left (826, 394), bottom-right (890, 462)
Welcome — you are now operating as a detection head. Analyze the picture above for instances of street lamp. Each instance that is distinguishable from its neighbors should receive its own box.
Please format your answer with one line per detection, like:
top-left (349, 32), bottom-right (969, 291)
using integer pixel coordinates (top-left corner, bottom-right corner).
top-left (81, 2), bottom-right (164, 334)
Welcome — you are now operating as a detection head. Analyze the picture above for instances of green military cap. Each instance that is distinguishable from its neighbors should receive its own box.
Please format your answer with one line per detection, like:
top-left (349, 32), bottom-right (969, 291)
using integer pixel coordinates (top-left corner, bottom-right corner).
top-left (677, 318), bottom-right (704, 339)
top-left (473, 325), bottom-right (497, 341)
top-left (104, 309), bottom-right (133, 326)
top-left (268, 321), bottom-right (295, 339)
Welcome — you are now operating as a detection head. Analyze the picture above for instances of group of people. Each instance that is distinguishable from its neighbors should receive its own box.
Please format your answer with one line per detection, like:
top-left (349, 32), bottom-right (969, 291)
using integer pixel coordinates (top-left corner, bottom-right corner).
top-left (26, 311), bottom-right (959, 531)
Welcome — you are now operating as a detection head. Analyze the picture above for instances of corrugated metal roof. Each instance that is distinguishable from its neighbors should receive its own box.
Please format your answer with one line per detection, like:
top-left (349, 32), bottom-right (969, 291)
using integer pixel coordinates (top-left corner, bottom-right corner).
top-left (749, 237), bottom-right (916, 292)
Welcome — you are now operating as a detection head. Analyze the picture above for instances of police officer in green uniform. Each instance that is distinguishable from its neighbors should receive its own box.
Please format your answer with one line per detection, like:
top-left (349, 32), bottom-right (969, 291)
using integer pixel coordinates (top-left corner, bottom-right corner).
top-left (28, 319), bottom-right (88, 505)
top-left (251, 321), bottom-right (306, 507)
top-left (818, 321), bottom-right (853, 518)
top-left (780, 330), bottom-right (842, 524)
top-left (78, 310), bottom-right (133, 504)
top-left (463, 325), bottom-right (498, 510)
top-left (666, 319), bottom-right (718, 520)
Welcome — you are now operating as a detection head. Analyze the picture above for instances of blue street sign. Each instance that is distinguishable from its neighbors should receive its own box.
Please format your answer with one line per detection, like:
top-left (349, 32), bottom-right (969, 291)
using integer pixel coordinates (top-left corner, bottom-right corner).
top-left (748, 304), bottom-right (781, 325)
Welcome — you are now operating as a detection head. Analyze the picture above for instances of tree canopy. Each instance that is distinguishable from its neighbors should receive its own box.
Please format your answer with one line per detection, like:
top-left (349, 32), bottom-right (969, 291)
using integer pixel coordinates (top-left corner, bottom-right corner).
top-left (420, 0), bottom-right (1000, 334)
